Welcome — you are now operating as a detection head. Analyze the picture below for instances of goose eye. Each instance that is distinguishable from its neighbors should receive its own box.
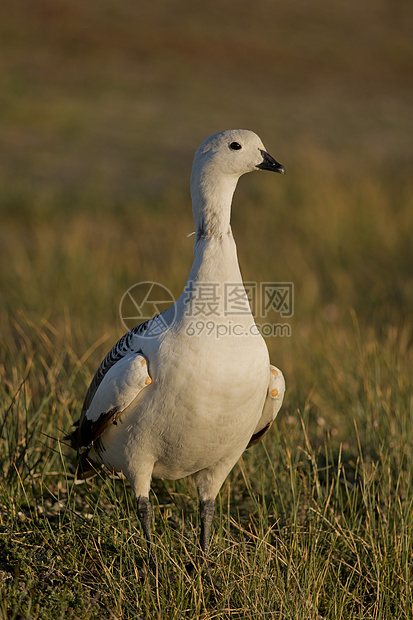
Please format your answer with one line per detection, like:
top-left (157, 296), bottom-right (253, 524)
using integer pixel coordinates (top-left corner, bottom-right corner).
top-left (229, 142), bottom-right (242, 151)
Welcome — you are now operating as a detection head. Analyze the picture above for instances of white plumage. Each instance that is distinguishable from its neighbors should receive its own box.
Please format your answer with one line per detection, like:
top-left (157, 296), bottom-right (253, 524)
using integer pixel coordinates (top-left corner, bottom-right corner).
top-left (67, 129), bottom-right (286, 562)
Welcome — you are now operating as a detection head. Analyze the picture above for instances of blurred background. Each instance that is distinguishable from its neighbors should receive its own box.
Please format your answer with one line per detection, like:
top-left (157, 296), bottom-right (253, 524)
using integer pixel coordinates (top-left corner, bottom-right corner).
top-left (1, 0), bottom-right (412, 446)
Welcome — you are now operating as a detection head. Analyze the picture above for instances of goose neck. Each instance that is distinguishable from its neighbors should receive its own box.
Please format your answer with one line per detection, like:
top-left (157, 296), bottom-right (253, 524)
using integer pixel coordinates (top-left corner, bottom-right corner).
top-left (191, 167), bottom-right (238, 240)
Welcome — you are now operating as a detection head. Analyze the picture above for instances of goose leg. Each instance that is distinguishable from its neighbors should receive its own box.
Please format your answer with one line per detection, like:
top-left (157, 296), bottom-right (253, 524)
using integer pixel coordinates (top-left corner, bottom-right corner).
top-left (196, 455), bottom-right (242, 555)
top-left (200, 498), bottom-right (215, 554)
top-left (198, 498), bottom-right (222, 591)
top-left (137, 495), bottom-right (152, 543)
top-left (136, 495), bottom-right (156, 574)
top-left (185, 498), bottom-right (215, 578)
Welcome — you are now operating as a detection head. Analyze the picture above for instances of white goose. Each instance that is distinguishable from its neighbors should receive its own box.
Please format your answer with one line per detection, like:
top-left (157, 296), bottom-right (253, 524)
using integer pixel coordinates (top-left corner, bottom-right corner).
top-left (66, 129), bottom-right (286, 562)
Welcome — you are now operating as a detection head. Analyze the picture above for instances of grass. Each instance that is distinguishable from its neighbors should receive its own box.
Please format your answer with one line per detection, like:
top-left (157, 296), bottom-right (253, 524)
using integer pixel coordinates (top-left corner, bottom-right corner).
top-left (1, 169), bottom-right (412, 618)
top-left (0, 332), bottom-right (412, 619)
top-left (1, 0), bottom-right (413, 617)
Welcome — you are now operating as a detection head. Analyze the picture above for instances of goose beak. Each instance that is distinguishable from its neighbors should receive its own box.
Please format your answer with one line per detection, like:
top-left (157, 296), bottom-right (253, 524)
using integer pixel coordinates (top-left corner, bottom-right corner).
top-left (256, 150), bottom-right (286, 174)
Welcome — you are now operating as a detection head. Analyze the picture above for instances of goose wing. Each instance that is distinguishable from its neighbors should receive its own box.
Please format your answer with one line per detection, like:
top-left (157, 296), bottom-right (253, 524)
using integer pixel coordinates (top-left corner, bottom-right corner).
top-left (66, 320), bottom-right (153, 454)
top-left (247, 365), bottom-right (285, 448)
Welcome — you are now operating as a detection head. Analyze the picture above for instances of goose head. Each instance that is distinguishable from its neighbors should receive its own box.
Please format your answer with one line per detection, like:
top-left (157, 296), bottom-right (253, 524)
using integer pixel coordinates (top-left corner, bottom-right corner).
top-left (191, 130), bottom-right (285, 238)
top-left (193, 129), bottom-right (285, 178)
